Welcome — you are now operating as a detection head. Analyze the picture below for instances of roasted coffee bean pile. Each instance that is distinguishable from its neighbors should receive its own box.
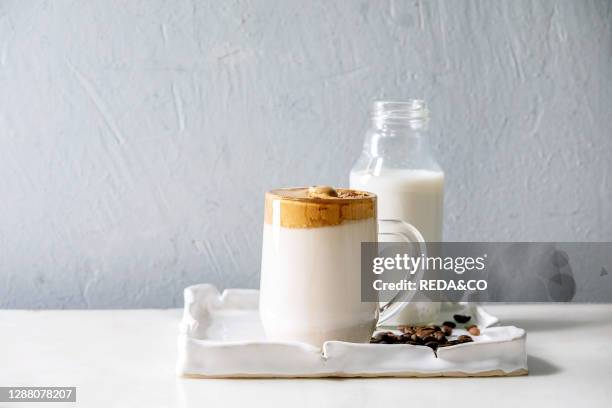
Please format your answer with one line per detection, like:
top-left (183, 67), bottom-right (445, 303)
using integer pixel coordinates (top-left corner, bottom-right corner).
top-left (369, 314), bottom-right (480, 354)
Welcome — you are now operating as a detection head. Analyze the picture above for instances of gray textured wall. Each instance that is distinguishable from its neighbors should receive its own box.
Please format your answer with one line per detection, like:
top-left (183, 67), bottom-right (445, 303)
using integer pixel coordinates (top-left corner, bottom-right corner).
top-left (0, 0), bottom-right (610, 308)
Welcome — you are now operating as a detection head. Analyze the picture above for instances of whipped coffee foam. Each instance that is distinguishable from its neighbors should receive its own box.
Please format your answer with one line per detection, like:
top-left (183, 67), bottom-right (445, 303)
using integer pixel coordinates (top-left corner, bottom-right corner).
top-left (264, 186), bottom-right (376, 229)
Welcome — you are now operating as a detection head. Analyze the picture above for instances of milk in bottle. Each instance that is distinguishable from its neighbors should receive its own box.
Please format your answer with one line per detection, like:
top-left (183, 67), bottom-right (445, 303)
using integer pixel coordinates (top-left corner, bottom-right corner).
top-left (350, 100), bottom-right (444, 325)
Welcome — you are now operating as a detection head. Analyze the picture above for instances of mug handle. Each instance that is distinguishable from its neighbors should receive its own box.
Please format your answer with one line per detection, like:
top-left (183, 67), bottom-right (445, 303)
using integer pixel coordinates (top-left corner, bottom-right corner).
top-left (377, 219), bottom-right (427, 324)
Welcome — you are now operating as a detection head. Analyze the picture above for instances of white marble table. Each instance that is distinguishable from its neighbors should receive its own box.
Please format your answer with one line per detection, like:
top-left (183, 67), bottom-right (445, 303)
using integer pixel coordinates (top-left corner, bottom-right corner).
top-left (1, 305), bottom-right (611, 407)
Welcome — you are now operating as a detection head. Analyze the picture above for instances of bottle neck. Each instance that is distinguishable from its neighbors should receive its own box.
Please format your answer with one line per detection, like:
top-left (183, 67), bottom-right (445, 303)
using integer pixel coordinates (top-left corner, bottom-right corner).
top-left (355, 100), bottom-right (439, 172)
top-left (370, 100), bottom-right (429, 133)
top-left (371, 118), bottom-right (428, 133)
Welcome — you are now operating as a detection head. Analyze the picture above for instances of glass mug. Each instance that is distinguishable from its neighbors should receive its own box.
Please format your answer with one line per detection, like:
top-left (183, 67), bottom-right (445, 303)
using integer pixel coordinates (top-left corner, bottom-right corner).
top-left (259, 186), bottom-right (426, 347)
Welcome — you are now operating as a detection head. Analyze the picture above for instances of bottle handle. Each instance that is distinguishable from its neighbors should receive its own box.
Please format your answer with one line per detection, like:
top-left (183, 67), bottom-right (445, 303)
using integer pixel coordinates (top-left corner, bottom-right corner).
top-left (377, 219), bottom-right (427, 324)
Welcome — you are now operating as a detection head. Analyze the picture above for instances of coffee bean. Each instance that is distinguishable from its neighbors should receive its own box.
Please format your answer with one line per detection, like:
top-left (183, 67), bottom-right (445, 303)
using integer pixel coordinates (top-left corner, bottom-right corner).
top-left (442, 324), bottom-right (453, 336)
top-left (453, 314), bottom-right (471, 324)
top-left (427, 324), bottom-right (441, 331)
top-left (382, 332), bottom-right (399, 343)
top-left (442, 321), bottom-right (456, 328)
top-left (398, 334), bottom-right (414, 343)
top-left (410, 334), bottom-right (424, 344)
top-left (434, 331), bottom-right (446, 342)
top-left (422, 335), bottom-right (436, 343)
top-left (416, 327), bottom-right (436, 337)
top-left (466, 325), bottom-right (481, 336)
top-left (371, 331), bottom-right (397, 344)
top-left (457, 335), bottom-right (473, 343)
top-left (372, 332), bottom-right (387, 341)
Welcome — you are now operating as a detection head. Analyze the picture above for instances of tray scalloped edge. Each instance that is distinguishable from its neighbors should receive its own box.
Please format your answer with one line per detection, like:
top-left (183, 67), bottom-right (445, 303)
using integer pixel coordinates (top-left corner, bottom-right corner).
top-left (177, 284), bottom-right (528, 378)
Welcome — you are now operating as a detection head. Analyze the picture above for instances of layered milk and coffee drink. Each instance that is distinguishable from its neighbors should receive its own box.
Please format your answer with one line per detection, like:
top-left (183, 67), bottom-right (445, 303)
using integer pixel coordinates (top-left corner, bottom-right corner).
top-left (259, 186), bottom-right (379, 346)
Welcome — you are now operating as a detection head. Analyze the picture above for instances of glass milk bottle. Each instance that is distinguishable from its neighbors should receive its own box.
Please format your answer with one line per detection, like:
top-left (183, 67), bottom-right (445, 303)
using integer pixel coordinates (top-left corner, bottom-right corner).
top-left (350, 100), bottom-right (444, 325)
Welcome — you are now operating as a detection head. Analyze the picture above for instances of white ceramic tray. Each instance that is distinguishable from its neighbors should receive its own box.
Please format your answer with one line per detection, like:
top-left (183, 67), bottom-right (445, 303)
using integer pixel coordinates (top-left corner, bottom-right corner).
top-left (177, 284), bottom-right (528, 378)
